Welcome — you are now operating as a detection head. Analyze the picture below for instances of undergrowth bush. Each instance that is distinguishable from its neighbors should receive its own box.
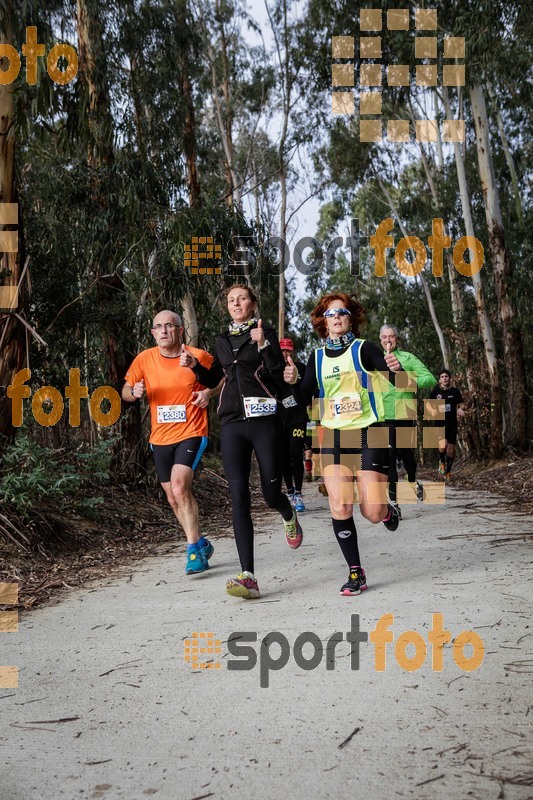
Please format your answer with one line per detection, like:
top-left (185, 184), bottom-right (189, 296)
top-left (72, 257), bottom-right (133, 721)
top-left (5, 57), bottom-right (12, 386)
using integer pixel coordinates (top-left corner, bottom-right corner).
top-left (0, 433), bottom-right (118, 519)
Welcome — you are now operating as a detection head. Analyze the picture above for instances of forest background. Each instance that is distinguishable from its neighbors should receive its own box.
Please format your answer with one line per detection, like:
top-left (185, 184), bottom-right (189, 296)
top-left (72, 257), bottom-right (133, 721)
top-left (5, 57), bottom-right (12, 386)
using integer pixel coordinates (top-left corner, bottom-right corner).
top-left (0, 0), bottom-right (531, 563)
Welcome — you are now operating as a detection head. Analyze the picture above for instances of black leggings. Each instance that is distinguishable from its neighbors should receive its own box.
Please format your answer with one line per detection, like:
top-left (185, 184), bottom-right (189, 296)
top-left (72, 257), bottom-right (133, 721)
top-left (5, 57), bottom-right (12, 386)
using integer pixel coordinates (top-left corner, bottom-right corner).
top-left (220, 417), bottom-right (293, 574)
top-left (283, 424), bottom-right (306, 493)
top-left (387, 420), bottom-right (417, 501)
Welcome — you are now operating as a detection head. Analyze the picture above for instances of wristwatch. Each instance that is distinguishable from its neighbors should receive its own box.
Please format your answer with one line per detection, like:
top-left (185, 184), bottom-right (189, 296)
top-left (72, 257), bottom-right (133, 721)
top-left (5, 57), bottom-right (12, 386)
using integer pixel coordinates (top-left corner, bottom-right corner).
top-left (131, 386), bottom-right (136, 398)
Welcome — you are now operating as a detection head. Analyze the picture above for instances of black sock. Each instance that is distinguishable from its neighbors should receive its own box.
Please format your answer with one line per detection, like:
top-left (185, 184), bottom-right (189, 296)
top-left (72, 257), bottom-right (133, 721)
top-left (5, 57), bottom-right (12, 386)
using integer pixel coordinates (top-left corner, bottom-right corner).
top-left (439, 451), bottom-right (446, 464)
top-left (332, 517), bottom-right (361, 567)
top-left (446, 456), bottom-right (454, 473)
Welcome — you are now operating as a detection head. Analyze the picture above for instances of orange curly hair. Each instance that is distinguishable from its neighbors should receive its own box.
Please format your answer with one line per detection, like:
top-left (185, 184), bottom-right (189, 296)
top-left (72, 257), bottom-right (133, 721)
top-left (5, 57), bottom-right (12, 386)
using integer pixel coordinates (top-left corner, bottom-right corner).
top-left (310, 293), bottom-right (366, 340)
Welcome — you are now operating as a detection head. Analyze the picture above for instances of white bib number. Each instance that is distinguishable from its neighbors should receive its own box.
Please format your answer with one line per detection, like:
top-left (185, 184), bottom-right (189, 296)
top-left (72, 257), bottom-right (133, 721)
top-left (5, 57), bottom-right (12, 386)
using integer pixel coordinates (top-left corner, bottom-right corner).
top-left (157, 405), bottom-right (187, 423)
top-left (330, 393), bottom-right (362, 420)
top-left (243, 397), bottom-right (277, 418)
top-left (282, 395), bottom-right (298, 409)
top-left (444, 403), bottom-right (451, 413)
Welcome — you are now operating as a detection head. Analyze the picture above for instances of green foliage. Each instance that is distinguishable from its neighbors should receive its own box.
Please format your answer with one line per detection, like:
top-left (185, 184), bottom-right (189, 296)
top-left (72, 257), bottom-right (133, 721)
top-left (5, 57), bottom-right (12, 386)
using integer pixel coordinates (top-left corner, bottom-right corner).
top-left (0, 434), bottom-right (117, 518)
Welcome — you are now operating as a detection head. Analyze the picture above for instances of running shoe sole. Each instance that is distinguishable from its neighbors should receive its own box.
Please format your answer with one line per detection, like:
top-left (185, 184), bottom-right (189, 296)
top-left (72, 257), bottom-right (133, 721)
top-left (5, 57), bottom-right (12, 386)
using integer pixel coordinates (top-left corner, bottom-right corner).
top-left (340, 584), bottom-right (368, 597)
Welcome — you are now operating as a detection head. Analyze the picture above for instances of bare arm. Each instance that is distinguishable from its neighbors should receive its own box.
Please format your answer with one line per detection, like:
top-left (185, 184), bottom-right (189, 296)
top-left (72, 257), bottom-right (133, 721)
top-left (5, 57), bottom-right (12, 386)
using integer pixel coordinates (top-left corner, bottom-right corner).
top-left (122, 379), bottom-right (145, 403)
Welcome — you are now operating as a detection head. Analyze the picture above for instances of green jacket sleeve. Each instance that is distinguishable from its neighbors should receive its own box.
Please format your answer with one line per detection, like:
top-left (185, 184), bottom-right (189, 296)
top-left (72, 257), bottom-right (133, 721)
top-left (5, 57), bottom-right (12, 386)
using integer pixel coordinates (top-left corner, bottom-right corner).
top-left (400, 352), bottom-right (437, 389)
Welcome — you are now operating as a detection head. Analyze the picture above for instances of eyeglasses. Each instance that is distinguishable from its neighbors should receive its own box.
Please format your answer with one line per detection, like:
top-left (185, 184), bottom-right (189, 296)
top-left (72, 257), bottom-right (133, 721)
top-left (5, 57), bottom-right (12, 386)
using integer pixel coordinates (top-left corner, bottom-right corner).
top-left (152, 323), bottom-right (178, 331)
top-left (323, 308), bottom-right (351, 318)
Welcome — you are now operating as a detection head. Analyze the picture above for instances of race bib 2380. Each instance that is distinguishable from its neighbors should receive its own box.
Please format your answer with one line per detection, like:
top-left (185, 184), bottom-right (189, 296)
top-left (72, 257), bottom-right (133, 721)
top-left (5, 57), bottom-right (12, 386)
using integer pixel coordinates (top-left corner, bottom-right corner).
top-left (157, 405), bottom-right (187, 423)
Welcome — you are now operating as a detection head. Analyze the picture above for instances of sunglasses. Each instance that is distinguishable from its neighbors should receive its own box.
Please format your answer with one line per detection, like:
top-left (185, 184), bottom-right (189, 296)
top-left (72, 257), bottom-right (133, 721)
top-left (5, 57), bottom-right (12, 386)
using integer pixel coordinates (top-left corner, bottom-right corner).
top-left (323, 308), bottom-right (351, 318)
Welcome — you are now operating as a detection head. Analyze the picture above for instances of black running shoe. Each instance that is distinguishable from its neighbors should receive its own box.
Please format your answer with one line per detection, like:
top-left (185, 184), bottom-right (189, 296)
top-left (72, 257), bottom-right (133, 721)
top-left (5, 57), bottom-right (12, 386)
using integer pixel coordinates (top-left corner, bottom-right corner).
top-left (340, 567), bottom-right (368, 596)
top-left (416, 480), bottom-right (425, 501)
top-left (382, 503), bottom-right (400, 531)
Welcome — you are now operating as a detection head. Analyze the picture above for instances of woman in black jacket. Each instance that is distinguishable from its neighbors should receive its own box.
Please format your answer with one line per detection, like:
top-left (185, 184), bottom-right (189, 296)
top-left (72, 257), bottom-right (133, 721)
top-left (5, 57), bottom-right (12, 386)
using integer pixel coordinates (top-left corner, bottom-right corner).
top-left (180, 283), bottom-right (303, 599)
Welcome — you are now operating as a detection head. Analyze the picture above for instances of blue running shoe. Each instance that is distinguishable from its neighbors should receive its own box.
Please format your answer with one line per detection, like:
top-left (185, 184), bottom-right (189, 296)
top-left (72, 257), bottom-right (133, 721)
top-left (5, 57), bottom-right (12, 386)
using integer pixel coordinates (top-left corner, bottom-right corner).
top-left (199, 538), bottom-right (214, 561)
top-left (185, 549), bottom-right (209, 575)
top-left (294, 492), bottom-right (305, 512)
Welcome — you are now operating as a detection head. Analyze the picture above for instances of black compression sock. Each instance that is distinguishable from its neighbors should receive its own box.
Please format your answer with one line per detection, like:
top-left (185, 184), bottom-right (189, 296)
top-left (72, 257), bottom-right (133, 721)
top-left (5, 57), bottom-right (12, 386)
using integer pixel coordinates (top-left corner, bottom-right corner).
top-left (446, 456), bottom-right (454, 473)
top-left (439, 451), bottom-right (446, 464)
top-left (332, 517), bottom-right (361, 567)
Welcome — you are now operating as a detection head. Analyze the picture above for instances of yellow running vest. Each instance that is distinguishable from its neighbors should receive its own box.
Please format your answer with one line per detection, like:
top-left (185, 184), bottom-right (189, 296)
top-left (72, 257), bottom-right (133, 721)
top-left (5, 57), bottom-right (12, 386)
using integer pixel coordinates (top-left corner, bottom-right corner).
top-left (315, 341), bottom-right (385, 430)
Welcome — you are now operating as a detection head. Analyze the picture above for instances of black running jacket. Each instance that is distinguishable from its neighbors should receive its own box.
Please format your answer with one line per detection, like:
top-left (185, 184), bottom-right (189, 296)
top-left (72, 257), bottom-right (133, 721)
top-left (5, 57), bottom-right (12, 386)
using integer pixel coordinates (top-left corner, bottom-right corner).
top-left (192, 323), bottom-right (286, 425)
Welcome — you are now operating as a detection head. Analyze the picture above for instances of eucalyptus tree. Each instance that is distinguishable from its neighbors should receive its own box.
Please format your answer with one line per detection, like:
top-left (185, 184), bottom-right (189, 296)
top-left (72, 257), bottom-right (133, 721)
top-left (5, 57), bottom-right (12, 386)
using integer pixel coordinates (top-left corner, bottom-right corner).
top-left (0, 0), bottom-right (72, 443)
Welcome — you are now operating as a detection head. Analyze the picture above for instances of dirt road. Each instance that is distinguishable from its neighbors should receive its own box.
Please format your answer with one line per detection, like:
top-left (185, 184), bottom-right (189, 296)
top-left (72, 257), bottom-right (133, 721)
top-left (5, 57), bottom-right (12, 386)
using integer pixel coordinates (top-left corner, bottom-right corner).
top-left (1, 485), bottom-right (531, 799)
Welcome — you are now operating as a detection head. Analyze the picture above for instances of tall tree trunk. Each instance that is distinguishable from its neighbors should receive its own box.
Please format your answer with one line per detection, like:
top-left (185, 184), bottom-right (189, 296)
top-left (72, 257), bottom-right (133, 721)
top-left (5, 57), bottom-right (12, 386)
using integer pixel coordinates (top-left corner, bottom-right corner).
top-left (376, 175), bottom-right (449, 366)
top-left (0, 5), bottom-right (24, 444)
top-left (77, 0), bottom-right (120, 385)
top-left (486, 85), bottom-right (523, 225)
top-left (181, 291), bottom-right (199, 346)
top-left (266, 0), bottom-right (292, 336)
top-left (443, 87), bottom-right (502, 458)
top-left (206, 0), bottom-right (238, 207)
top-left (470, 84), bottom-right (528, 450)
top-left (179, 9), bottom-right (201, 347)
top-left (180, 67), bottom-right (201, 210)
top-left (77, 0), bottom-right (114, 170)
top-left (414, 105), bottom-right (483, 446)
top-left (278, 168), bottom-right (287, 336)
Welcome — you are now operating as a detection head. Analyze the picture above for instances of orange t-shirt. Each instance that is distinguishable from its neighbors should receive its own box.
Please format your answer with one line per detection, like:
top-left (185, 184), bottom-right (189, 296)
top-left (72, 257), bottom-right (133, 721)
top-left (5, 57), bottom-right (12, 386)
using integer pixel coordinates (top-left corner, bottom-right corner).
top-left (125, 346), bottom-right (214, 445)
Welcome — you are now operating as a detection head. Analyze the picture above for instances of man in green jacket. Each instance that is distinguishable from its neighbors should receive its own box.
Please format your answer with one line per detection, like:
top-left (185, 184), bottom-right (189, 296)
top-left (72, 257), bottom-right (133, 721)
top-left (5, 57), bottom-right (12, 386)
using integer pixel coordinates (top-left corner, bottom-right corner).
top-left (379, 325), bottom-right (437, 510)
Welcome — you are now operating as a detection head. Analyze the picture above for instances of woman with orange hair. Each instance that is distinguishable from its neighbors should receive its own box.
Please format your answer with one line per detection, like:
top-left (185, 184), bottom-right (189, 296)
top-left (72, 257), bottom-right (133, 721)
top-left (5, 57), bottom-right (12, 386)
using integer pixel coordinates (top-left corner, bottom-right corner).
top-left (284, 292), bottom-right (402, 596)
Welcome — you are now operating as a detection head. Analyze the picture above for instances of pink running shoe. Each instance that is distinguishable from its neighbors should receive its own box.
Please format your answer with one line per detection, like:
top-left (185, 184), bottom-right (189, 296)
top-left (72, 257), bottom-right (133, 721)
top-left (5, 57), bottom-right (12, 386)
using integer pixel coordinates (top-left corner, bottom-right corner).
top-left (284, 512), bottom-right (303, 549)
top-left (226, 571), bottom-right (260, 599)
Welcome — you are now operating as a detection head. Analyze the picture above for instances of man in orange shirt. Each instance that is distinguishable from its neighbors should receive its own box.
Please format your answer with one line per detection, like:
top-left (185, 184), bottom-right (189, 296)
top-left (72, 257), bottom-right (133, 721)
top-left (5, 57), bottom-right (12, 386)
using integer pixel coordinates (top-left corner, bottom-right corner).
top-left (122, 310), bottom-right (217, 575)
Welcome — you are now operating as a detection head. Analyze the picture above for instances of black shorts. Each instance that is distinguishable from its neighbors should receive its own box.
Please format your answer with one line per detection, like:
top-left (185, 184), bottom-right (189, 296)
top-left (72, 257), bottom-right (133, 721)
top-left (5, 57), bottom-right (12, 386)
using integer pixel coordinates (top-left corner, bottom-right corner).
top-left (444, 425), bottom-right (457, 445)
top-left (314, 425), bottom-right (390, 476)
top-left (151, 436), bottom-right (207, 483)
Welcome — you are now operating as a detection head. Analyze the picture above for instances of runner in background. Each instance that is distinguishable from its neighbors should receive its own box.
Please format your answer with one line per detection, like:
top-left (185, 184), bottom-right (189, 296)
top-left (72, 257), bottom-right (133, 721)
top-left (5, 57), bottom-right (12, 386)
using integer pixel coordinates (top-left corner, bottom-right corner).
top-left (429, 370), bottom-right (465, 481)
top-left (285, 293), bottom-right (402, 597)
top-left (279, 338), bottom-right (308, 512)
top-left (180, 284), bottom-right (303, 600)
top-left (122, 310), bottom-right (216, 575)
top-left (379, 325), bottom-right (436, 513)
top-left (304, 420), bottom-right (314, 482)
